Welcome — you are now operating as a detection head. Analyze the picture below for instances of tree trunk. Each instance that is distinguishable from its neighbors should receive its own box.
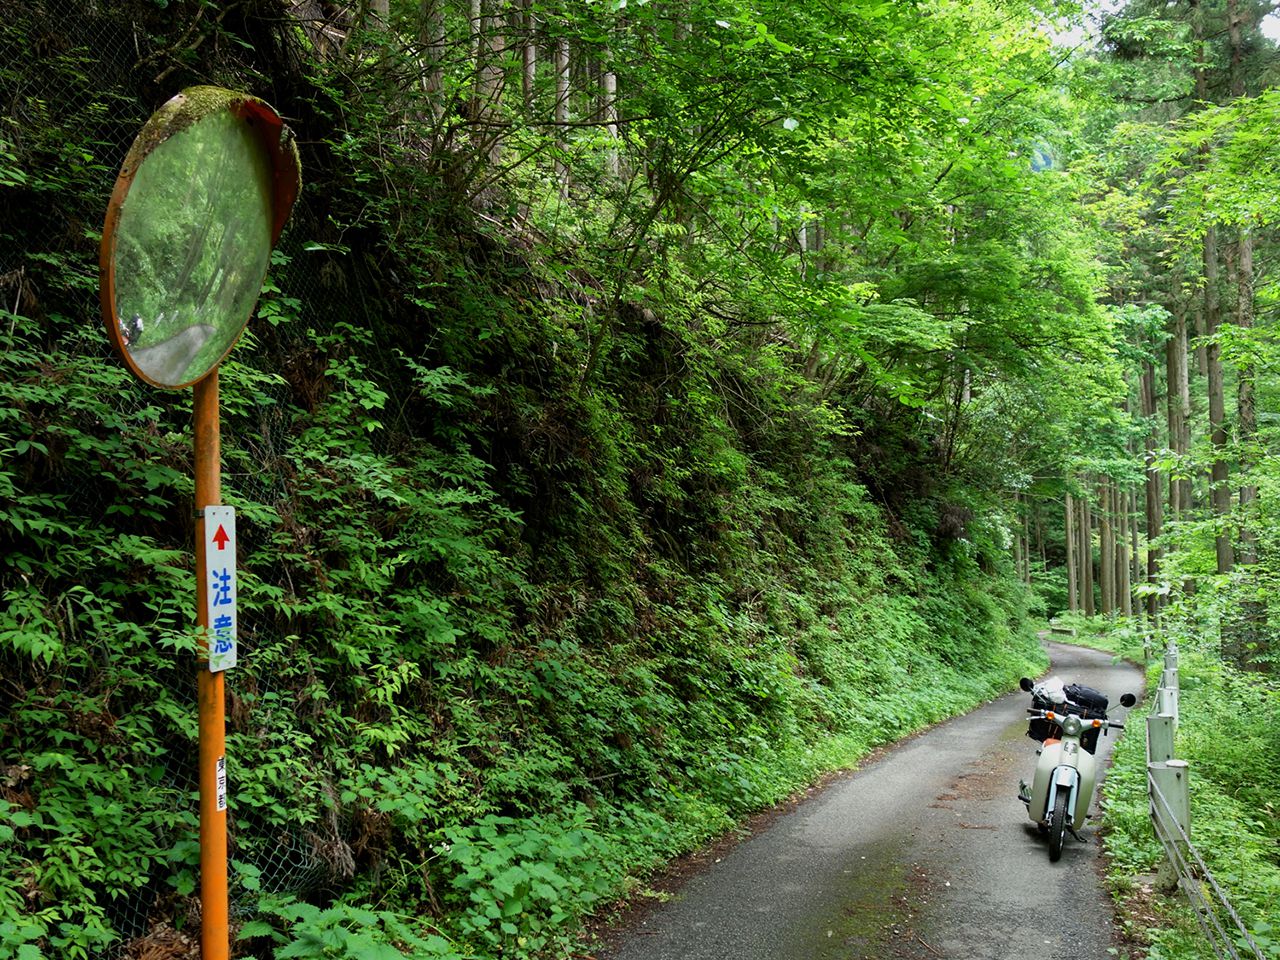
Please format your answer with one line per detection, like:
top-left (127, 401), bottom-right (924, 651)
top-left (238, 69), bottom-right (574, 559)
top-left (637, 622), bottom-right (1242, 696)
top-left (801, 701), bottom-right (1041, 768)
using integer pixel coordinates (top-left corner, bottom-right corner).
top-left (1187, 0), bottom-right (1228, 567)
top-left (481, 1), bottom-right (507, 163)
top-left (1131, 486), bottom-right (1141, 580)
top-left (470, 0), bottom-right (483, 75)
top-left (467, 0), bottom-right (505, 163)
top-left (1238, 226), bottom-right (1257, 560)
top-left (601, 50), bottom-right (619, 177)
top-left (1227, 0), bottom-right (1258, 563)
top-left (554, 34), bottom-right (570, 195)
top-left (1225, 0), bottom-right (1265, 667)
top-left (1141, 359), bottom-right (1164, 619)
top-left (1035, 502), bottom-right (1045, 567)
top-left (1118, 486), bottom-right (1132, 618)
top-left (1013, 493), bottom-right (1024, 583)
top-left (420, 0), bottom-right (445, 116)
top-left (1129, 487), bottom-right (1141, 618)
top-left (1136, 487), bottom-right (1144, 587)
top-left (1080, 490), bottom-right (1095, 618)
top-left (1192, 0), bottom-right (1210, 382)
top-left (1166, 300), bottom-right (1191, 517)
top-left (1023, 498), bottom-right (1032, 585)
top-left (1100, 479), bottom-right (1115, 617)
top-left (522, 0), bottom-right (538, 111)
top-left (1205, 222), bottom-right (1233, 574)
top-left (1065, 490), bottom-right (1078, 614)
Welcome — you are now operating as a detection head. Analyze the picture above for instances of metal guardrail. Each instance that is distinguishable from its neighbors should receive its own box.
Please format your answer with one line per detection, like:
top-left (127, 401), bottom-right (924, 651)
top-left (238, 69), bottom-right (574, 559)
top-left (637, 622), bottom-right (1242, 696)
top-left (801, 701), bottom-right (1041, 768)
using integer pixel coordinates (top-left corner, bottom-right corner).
top-left (1145, 643), bottom-right (1266, 960)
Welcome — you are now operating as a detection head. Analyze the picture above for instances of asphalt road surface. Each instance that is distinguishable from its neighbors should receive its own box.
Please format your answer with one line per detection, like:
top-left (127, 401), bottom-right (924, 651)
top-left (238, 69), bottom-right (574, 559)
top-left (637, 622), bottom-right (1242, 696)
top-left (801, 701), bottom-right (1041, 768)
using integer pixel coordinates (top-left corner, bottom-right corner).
top-left (603, 641), bottom-right (1144, 960)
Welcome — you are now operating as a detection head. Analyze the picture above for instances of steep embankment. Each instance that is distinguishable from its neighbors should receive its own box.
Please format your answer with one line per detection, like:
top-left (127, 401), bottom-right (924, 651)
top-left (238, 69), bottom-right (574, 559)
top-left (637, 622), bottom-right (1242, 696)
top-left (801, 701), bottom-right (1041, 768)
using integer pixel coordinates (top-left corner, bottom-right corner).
top-left (2, 6), bottom-right (1048, 959)
top-left (0, 236), bottom-right (1045, 959)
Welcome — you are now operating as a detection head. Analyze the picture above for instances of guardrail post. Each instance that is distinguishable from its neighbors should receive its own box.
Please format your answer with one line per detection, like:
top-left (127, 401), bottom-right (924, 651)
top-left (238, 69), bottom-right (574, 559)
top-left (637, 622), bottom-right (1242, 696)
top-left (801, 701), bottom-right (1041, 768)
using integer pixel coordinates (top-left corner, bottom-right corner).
top-left (1147, 712), bottom-right (1176, 764)
top-left (1150, 759), bottom-right (1190, 894)
top-left (1155, 686), bottom-right (1179, 726)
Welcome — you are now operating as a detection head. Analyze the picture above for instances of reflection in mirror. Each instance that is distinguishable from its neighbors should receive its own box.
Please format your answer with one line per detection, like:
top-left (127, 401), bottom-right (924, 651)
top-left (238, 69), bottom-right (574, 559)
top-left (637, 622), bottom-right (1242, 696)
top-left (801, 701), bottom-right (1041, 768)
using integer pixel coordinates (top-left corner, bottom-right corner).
top-left (112, 108), bottom-right (273, 387)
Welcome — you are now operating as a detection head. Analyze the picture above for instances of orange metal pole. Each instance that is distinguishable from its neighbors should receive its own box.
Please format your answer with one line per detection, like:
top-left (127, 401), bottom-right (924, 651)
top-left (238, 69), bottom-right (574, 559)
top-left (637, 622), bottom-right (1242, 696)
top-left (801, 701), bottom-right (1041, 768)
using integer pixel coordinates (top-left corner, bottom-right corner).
top-left (194, 370), bottom-right (229, 960)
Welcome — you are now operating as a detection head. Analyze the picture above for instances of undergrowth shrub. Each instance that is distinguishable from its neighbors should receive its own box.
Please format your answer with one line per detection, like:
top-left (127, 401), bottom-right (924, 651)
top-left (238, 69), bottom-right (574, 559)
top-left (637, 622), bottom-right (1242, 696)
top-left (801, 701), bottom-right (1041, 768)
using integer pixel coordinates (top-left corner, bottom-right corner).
top-left (1103, 640), bottom-right (1280, 959)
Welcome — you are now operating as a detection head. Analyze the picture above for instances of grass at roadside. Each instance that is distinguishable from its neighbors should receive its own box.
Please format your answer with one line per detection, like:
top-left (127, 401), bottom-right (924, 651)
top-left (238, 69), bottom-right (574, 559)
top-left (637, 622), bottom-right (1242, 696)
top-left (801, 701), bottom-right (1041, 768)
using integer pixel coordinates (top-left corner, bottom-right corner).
top-left (1048, 615), bottom-right (1280, 960)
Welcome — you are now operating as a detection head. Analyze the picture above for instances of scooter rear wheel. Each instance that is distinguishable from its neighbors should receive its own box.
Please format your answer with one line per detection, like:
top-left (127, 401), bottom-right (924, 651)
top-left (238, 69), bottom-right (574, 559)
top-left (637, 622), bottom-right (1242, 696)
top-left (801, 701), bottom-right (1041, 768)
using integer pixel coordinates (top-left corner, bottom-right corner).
top-left (1048, 789), bottom-right (1069, 862)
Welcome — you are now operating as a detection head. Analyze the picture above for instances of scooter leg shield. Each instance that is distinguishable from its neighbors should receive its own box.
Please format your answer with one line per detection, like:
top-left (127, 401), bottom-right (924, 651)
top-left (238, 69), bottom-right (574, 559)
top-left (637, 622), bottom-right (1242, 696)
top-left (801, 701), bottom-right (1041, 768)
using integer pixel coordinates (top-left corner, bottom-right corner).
top-left (1072, 750), bottom-right (1098, 827)
top-left (1028, 742), bottom-right (1063, 822)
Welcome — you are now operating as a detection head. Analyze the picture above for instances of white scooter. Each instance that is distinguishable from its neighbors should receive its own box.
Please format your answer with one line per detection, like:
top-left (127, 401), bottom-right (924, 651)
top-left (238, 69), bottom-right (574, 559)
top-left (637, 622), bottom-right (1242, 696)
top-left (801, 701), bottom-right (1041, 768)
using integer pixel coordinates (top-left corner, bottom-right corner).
top-left (1017, 676), bottom-right (1137, 862)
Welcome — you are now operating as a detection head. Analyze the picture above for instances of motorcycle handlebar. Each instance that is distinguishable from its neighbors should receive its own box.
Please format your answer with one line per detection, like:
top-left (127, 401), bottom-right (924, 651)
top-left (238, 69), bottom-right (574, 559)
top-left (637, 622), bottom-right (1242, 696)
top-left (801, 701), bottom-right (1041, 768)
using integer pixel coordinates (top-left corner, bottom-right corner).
top-left (1025, 708), bottom-right (1124, 729)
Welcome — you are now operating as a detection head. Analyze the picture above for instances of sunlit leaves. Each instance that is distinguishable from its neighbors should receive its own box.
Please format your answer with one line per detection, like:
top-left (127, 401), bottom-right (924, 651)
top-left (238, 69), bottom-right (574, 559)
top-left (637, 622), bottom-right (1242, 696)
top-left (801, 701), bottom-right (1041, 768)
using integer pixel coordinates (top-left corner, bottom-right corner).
top-left (1154, 89), bottom-right (1280, 239)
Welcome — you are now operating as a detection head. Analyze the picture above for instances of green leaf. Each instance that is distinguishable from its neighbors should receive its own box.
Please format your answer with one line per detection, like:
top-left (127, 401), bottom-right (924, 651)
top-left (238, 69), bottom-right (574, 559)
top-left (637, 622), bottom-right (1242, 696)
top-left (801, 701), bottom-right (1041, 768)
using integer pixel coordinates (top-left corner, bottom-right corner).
top-left (236, 920), bottom-right (278, 940)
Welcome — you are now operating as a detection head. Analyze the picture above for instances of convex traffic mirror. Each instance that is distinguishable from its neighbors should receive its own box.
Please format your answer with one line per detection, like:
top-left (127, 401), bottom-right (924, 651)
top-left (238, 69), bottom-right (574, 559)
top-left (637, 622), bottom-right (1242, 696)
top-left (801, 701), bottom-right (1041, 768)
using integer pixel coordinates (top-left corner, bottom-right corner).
top-left (101, 86), bottom-right (301, 388)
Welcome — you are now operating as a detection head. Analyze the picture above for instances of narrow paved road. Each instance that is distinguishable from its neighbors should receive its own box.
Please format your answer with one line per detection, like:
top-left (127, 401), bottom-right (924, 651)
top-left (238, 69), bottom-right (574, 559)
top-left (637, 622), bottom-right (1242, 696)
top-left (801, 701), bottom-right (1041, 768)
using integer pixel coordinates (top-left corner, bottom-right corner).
top-left (603, 642), bottom-right (1143, 960)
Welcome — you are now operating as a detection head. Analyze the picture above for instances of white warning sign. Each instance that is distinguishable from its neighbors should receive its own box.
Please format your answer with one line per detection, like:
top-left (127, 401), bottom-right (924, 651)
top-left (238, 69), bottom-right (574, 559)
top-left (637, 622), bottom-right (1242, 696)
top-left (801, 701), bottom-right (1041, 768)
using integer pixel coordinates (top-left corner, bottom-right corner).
top-left (216, 755), bottom-right (228, 812)
top-left (204, 505), bottom-right (237, 672)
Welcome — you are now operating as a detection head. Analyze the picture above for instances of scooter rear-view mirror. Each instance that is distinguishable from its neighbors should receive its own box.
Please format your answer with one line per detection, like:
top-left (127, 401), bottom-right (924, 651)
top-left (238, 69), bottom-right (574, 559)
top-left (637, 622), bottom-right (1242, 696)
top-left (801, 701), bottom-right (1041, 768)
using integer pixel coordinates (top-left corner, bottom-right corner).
top-left (1120, 693), bottom-right (1137, 708)
top-left (1019, 677), bottom-right (1035, 693)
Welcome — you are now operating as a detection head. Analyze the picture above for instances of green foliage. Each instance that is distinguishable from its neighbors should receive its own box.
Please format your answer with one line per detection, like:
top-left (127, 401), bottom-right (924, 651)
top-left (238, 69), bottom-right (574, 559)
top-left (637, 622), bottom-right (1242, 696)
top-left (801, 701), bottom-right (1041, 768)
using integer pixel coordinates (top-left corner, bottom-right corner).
top-left (1, 1), bottom-right (1100, 957)
top-left (1103, 643), bottom-right (1280, 959)
top-left (438, 812), bottom-right (615, 954)
top-left (0, 266), bottom-right (1048, 960)
top-left (240, 896), bottom-right (460, 959)
top-left (1051, 614), bottom-right (1151, 663)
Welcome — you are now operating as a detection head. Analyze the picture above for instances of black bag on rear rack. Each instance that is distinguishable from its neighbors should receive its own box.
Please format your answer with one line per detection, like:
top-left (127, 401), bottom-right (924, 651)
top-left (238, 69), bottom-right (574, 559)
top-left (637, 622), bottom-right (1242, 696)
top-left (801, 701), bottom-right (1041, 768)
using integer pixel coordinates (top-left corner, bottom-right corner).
top-left (1062, 683), bottom-right (1108, 754)
top-left (1062, 683), bottom-right (1108, 718)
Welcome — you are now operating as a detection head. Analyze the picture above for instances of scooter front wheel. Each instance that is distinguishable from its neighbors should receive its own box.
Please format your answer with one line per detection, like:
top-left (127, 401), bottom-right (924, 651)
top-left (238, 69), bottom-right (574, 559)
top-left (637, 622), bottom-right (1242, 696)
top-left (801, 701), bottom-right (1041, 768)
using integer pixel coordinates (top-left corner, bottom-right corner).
top-left (1048, 789), bottom-right (1069, 862)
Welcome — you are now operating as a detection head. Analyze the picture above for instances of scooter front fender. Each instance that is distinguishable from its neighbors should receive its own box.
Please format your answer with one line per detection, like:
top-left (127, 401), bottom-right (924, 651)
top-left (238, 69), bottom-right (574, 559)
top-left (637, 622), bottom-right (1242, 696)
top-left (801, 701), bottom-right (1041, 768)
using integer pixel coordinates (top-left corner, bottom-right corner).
top-left (1047, 766), bottom-right (1079, 829)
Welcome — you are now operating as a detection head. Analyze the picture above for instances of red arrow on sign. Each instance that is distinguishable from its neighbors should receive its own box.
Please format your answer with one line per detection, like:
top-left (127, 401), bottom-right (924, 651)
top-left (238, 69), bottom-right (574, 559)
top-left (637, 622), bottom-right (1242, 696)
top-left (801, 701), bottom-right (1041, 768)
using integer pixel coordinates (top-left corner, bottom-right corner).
top-left (212, 525), bottom-right (230, 550)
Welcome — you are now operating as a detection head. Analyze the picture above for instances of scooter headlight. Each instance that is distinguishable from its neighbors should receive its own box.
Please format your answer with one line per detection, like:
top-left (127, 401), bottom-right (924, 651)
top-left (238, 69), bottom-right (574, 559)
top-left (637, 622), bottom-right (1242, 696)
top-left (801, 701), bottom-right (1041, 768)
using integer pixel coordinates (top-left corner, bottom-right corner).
top-left (1061, 714), bottom-right (1083, 737)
